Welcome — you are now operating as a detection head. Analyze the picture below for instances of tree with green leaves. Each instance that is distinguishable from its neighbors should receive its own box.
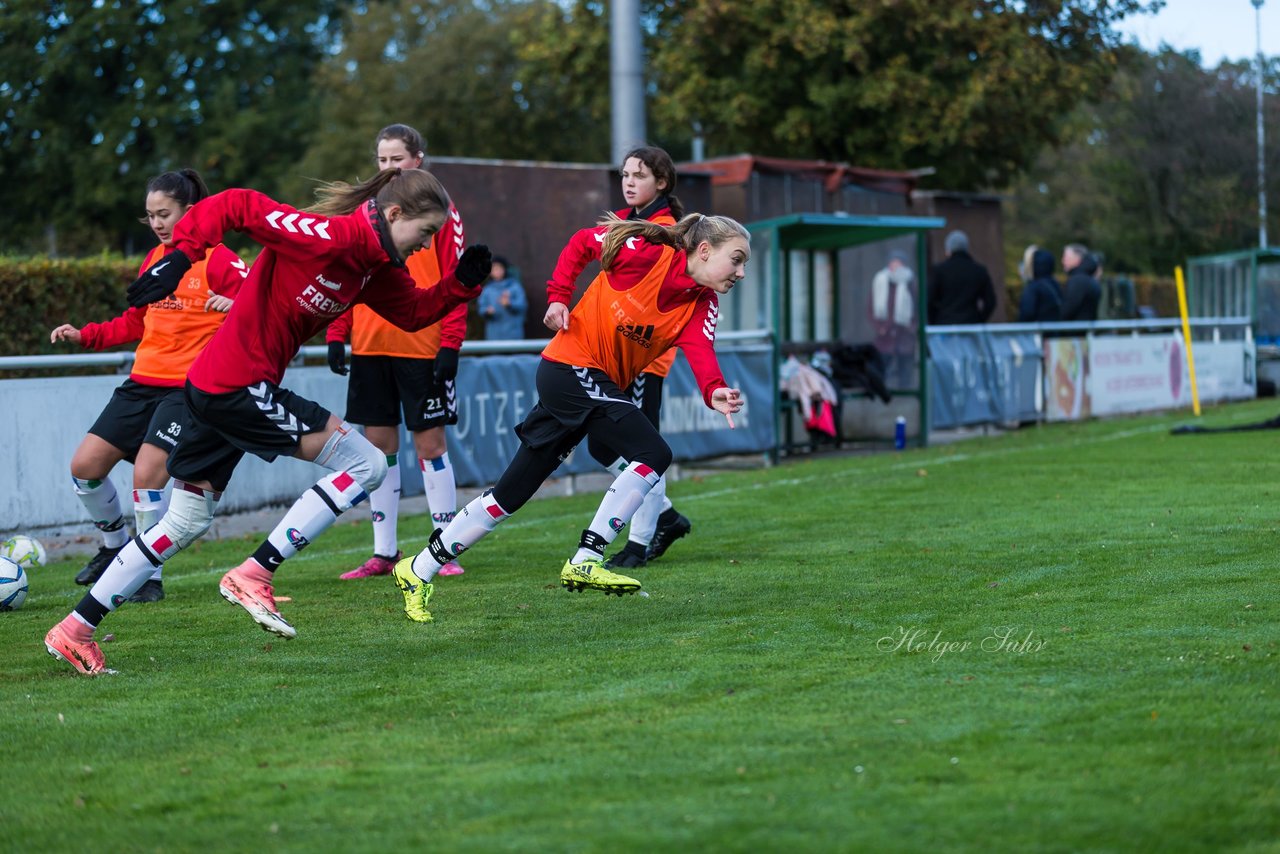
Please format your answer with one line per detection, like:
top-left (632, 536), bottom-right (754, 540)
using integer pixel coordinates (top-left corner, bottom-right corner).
top-left (283, 0), bottom-right (610, 205)
top-left (516, 0), bottom-right (1162, 188)
top-left (1006, 47), bottom-right (1280, 275)
top-left (0, 1), bottom-right (350, 254)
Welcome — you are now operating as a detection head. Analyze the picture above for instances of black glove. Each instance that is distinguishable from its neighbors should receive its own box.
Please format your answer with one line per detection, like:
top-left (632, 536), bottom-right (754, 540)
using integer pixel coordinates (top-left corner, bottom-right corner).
top-left (433, 347), bottom-right (459, 382)
top-left (126, 249), bottom-right (193, 308)
top-left (454, 244), bottom-right (492, 288)
top-left (327, 341), bottom-right (348, 375)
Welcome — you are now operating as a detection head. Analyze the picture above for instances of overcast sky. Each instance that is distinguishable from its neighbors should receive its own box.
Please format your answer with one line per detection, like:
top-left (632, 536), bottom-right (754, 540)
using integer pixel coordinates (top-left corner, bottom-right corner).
top-left (1113, 0), bottom-right (1280, 66)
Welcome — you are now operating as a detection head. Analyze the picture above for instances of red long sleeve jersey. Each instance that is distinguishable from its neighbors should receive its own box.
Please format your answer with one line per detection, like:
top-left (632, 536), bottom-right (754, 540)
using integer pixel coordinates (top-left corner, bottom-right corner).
top-left (325, 204), bottom-right (467, 357)
top-left (545, 226), bottom-right (726, 407)
top-left (172, 189), bottom-right (477, 395)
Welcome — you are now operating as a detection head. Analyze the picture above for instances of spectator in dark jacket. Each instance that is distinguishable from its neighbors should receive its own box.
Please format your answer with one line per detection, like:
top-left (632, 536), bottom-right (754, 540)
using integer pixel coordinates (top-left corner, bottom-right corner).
top-left (927, 230), bottom-right (997, 324)
top-left (1062, 247), bottom-right (1102, 321)
top-left (1018, 249), bottom-right (1062, 322)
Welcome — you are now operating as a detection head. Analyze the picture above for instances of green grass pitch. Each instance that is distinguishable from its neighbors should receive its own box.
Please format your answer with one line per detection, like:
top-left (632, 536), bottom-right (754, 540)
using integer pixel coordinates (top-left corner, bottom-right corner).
top-left (2, 399), bottom-right (1278, 852)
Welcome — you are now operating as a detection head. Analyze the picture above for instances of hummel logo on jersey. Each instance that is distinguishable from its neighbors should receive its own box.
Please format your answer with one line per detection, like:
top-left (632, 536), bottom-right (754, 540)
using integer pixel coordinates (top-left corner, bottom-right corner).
top-left (151, 261), bottom-right (170, 276)
top-left (450, 208), bottom-right (464, 259)
top-left (617, 322), bottom-right (655, 348)
top-left (702, 302), bottom-right (720, 341)
top-left (315, 274), bottom-right (342, 291)
top-left (265, 210), bottom-right (332, 240)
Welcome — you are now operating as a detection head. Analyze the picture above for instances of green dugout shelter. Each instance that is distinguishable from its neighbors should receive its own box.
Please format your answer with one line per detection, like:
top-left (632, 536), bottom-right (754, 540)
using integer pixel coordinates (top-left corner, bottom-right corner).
top-left (1187, 247), bottom-right (1280, 343)
top-left (732, 212), bottom-right (946, 456)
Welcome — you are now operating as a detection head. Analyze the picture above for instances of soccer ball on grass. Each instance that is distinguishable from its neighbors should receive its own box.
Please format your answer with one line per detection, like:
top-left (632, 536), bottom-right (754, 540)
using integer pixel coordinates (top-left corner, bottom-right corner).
top-left (0, 556), bottom-right (28, 611)
top-left (1, 534), bottom-right (47, 570)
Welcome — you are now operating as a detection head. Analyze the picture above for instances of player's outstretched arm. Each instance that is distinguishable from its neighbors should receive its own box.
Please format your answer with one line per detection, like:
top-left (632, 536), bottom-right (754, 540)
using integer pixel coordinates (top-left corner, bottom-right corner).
top-left (711, 386), bottom-right (744, 429)
top-left (50, 324), bottom-right (81, 344)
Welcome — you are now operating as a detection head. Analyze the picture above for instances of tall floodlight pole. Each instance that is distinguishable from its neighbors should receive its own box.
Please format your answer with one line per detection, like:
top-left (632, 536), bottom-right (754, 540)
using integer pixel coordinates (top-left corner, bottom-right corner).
top-left (1254, 0), bottom-right (1268, 249)
top-left (611, 0), bottom-right (646, 166)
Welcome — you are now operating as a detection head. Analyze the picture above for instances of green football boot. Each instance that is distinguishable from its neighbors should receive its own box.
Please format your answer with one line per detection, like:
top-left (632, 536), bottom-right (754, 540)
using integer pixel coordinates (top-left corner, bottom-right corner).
top-left (392, 557), bottom-right (435, 622)
top-left (559, 557), bottom-right (641, 596)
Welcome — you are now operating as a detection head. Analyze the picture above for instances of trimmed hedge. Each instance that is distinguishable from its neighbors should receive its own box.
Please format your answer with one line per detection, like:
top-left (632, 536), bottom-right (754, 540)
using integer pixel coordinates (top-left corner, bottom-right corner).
top-left (3, 255), bottom-right (140, 361)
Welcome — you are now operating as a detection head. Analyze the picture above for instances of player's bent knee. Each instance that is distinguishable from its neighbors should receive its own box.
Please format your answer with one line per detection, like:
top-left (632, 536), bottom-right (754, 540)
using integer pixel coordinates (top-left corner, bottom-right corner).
top-left (634, 443), bottom-right (672, 475)
top-left (359, 445), bottom-right (389, 493)
top-left (156, 486), bottom-right (216, 551)
top-left (317, 422), bottom-right (387, 493)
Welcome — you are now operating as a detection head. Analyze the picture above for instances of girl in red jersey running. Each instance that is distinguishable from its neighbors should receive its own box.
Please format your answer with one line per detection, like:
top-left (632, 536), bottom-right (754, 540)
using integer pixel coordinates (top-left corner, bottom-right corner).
top-left (585, 145), bottom-right (693, 570)
top-left (50, 169), bottom-right (247, 602)
top-left (389, 213), bottom-right (748, 624)
top-left (327, 124), bottom-right (469, 580)
top-left (44, 168), bottom-right (491, 675)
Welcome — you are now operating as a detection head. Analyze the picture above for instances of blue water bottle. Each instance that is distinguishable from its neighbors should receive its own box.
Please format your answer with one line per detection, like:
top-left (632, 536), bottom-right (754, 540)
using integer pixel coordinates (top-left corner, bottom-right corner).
top-left (894, 416), bottom-right (906, 450)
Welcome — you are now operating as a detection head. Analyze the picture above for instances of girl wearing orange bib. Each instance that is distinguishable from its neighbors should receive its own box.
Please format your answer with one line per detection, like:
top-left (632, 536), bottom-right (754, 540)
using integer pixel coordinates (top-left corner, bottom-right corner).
top-left (581, 145), bottom-right (693, 569)
top-left (389, 213), bottom-right (749, 622)
top-left (49, 170), bottom-right (246, 602)
top-left (325, 124), bottom-right (471, 581)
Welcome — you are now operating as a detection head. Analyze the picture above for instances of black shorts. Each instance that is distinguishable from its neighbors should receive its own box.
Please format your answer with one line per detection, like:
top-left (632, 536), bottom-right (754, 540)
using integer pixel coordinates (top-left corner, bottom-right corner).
top-left (585, 369), bottom-right (665, 466)
top-left (88, 379), bottom-right (187, 463)
top-left (516, 360), bottom-right (640, 454)
top-left (167, 380), bottom-right (331, 492)
top-left (345, 354), bottom-right (457, 431)
top-left (629, 371), bottom-right (665, 429)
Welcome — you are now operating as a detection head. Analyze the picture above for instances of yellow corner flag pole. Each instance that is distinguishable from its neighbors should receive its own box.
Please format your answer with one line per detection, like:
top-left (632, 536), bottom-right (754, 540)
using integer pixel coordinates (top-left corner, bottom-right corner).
top-left (1174, 265), bottom-right (1201, 416)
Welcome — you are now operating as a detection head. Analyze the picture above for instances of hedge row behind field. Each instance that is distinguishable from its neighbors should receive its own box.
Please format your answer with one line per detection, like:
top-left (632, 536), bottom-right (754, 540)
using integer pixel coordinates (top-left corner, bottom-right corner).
top-left (2, 255), bottom-right (141, 371)
top-left (0, 254), bottom-right (486, 379)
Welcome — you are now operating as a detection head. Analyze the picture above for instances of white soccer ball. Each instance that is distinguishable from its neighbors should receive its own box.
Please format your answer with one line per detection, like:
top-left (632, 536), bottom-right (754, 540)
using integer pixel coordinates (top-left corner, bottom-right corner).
top-left (0, 556), bottom-right (28, 611)
top-left (1, 534), bottom-right (47, 569)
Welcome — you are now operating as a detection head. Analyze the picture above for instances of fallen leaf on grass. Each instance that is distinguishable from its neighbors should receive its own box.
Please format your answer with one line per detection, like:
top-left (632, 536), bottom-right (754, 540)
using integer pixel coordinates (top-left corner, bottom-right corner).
top-left (987, 582), bottom-right (1000, 589)
top-left (916, 469), bottom-right (928, 477)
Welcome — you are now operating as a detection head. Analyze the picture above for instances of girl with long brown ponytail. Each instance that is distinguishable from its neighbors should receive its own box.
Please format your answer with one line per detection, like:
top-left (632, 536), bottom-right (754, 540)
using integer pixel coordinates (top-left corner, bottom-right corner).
top-left (388, 211), bottom-right (748, 623)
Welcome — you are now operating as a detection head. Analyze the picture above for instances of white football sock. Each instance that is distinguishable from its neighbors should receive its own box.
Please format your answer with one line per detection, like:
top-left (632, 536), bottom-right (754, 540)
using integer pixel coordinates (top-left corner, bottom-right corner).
top-left (369, 454), bottom-right (401, 557)
top-left (88, 538), bottom-right (159, 609)
top-left (574, 462), bottom-right (661, 563)
top-left (132, 488), bottom-right (167, 581)
top-left (628, 474), bottom-right (667, 546)
top-left (421, 453), bottom-right (457, 533)
top-left (264, 470), bottom-right (368, 563)
top-left (73, 476), bottom-right (129, 548)
top-left (411, 491), bottom-right (508, 581)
